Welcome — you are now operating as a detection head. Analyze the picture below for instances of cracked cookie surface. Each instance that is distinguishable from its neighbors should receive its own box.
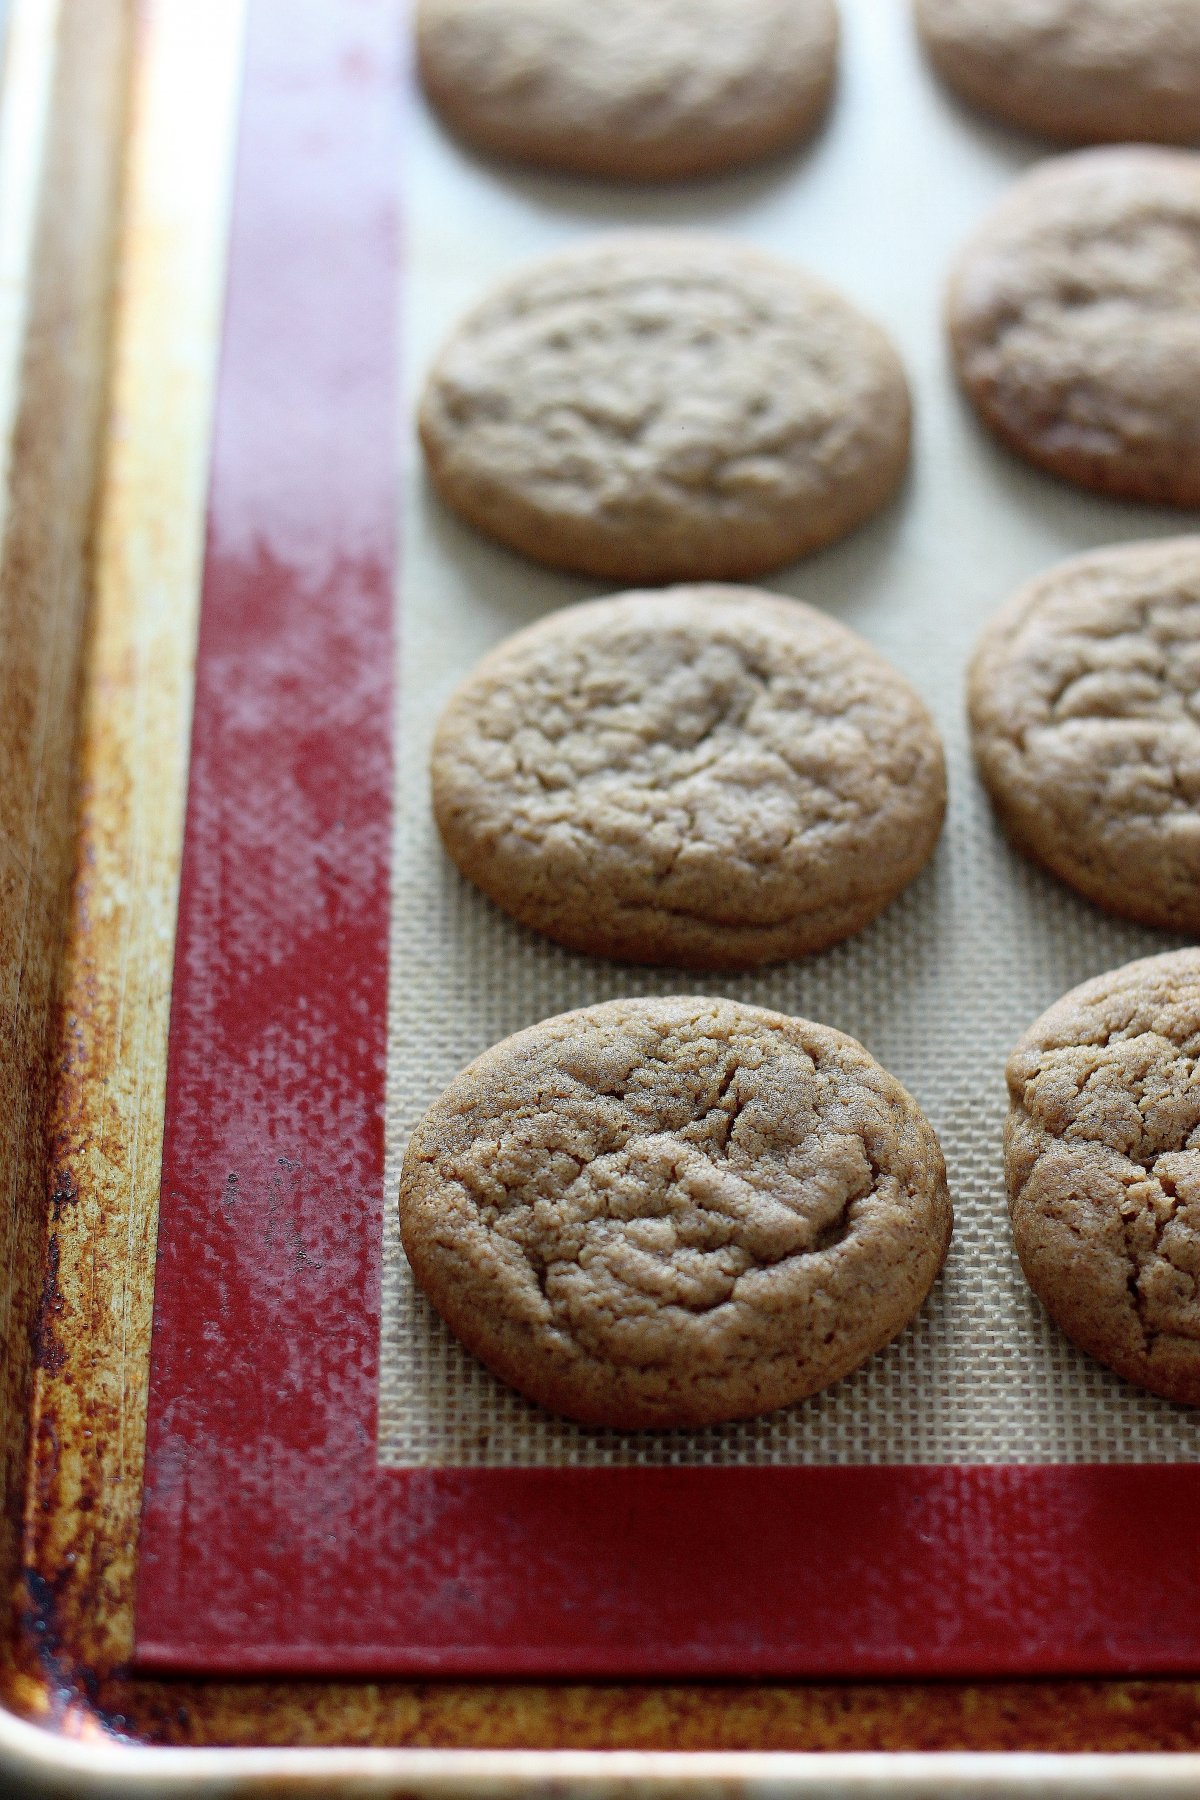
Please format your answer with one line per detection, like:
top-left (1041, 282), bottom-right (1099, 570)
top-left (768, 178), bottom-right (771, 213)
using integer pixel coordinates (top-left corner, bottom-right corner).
top-left (418, 236), bottom-right (911, 582)
top-left (947, 147), bottom-right (1200, 506)
top-left (916, 0), bottom-right (1200, 145)
top-left (969, 537), bottom-right (1200, 931)
top-left (1006, 950), bottom-right (1200, 1406)
top-left (416, 0), bottom-right (839, 182)
top-left (431, 586), bottom-right (946, 969)
top-left (399, 995), bottom-right (953, 1428)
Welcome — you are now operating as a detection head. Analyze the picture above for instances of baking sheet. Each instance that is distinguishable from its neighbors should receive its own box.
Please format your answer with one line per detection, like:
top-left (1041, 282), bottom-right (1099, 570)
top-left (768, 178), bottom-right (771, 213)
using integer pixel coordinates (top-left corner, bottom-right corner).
top-left (379, 0), bottom-right (1200, 1468)
top-left (134, 0), bottom-right (1200, 1680)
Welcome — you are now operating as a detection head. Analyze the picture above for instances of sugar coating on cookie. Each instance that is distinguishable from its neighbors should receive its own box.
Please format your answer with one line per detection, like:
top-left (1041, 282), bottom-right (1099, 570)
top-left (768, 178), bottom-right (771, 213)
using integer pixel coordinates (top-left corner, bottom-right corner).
top-left (418, 236), bottom-right (911, 582)
top-left (400, 996), bottom-right (953, 1429)
top-left (416, 0), bottom-right (839, 182)
top-left (948, 147), bottom-right (1200, 506)
top-left (970, 539), bottom-right (1200, 932)
top-left (916, 0), bottom-right (1200, 145)
top-left (1006, 950), bottom-right (1200, 1407)
top-left (431, 586), bottom-right (946, 969)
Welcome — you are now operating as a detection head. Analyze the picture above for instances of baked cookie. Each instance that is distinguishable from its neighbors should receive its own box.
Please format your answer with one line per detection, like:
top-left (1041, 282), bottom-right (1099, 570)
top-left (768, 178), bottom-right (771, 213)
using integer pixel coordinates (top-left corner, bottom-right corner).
top-left (916, 0), bottom-right (1200, 145)
top-left (431, 586), bottom-right (946, 969)
top-left (969, 538), bottom-right (1200, 932)
top-left (947, 146), bottom-right (1200, 506)
top-left (400, 995), bottom-right (953, 1429)
top-left (1006, 949), bottom-right (1200, 1407)
top-left (416, 0), bottom-right (839, 182)
top-left (418, 236), bottom-right (911, 582)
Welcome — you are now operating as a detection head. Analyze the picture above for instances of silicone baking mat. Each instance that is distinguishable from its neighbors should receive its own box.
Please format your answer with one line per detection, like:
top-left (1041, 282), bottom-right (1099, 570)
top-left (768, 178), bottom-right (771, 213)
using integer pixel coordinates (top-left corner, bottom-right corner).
top-left (136, 0), bottom-right (1200, 1674)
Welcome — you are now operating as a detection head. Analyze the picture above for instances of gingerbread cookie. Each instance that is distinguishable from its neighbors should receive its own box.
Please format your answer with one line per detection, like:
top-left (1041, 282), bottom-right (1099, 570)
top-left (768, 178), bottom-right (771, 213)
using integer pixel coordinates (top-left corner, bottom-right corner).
top-left (947, 147), bottom-right (1200, 506)
top-left (400, 996), bottom-right (953, 1429)
top-left (1006, 950), bottom-right (1200, 1407)
top-left (969, 538), bottom-right (1200, 932)
top-left (916, 0), bottom-right (1200, 146)
top-left (418, 236), bottom-right (912, 582)
top-left (416, 0), bottom-right (839, 182)
top-left (431, 586), bottom-right (946, 969)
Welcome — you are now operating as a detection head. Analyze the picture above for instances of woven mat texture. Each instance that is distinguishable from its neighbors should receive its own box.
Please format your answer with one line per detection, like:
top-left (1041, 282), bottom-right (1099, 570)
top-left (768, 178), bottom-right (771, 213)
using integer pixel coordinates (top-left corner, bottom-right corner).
top-left (378, 0), bottom-right (1200, 1468)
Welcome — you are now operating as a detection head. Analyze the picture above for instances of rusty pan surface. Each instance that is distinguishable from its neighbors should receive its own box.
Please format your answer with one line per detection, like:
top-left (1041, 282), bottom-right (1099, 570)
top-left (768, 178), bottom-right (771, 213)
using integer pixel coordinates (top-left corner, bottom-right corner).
top-left (0, 0), bottom-right (1199, 1788)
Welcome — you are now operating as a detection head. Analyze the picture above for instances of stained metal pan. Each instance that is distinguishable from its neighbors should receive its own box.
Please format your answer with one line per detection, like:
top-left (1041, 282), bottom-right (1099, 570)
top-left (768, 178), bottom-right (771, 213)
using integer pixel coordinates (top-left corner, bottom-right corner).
top-left (1, 0), bottom-right (1200, 1788)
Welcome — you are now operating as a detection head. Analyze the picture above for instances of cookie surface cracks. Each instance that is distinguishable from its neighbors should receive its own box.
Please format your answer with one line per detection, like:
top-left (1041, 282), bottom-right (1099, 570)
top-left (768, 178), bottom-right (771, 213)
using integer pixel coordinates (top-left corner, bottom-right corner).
top-left (400, 996), bottom-right (953, 1428)
top-left (969, 538), bottom-right (1200, 930)
top-left (1006, 949), bottom-right (1200, 1405)
top-left (916, 0), bottom-right (1200, 145)
top-left (432, 587), bottom-right (946, 968)
top-left (416, 0), bottom-right (839, 181)
top-left (948, 147), bottom-right (1200, 506)
top-left (419, 237), bottom-right (911, 582)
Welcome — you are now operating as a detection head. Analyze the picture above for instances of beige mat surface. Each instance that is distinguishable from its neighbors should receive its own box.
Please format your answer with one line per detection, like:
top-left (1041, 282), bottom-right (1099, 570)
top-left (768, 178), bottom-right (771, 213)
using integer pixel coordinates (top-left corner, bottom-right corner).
top-left (379, 0), bottom-right (1200, 1467)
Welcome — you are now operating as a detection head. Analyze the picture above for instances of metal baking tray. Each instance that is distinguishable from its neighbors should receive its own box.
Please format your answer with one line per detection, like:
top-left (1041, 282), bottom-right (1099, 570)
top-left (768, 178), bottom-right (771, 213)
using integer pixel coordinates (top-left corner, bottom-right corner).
top-left (3, 0), bottom-right (1200, 1788)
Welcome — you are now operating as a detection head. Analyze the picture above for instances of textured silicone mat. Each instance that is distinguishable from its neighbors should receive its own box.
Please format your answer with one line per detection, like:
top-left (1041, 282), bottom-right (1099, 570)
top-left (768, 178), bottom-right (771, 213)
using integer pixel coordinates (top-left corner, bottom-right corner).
top-left (136, 0), bottom-right (1200, 1677)
top-left (378, 0), bottom-right (1198, 1469)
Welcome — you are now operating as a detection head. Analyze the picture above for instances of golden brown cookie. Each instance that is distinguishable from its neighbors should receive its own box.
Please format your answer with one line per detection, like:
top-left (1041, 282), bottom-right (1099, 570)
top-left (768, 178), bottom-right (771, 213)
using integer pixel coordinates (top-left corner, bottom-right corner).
top-left (418, 236), bottom-right (911, 582)
top-left (416, 0), bottom-right (839, 182)
top-left (399, 995), bottom-right (953, 1429)
top-left (431, 586), bottom-right (946, 969)
top-left (916, 0), bottom-right (1200, 146)
top-left (947, 147), bottom-right (1200, 506)
top-left (969, 538), bottom-right (1200, 932)
top-left (1006, 950), bottom-right (1200, 1407)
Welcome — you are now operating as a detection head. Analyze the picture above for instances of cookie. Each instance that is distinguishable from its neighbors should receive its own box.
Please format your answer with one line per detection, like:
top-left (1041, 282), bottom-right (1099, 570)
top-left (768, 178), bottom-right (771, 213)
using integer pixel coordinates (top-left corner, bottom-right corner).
top-left (915, 0), bottom-right (1200, 146)
top-left (399, 995), bottom-right (953, 1429)
top-left (418, 236), bottom-right (911, 582)
top-left (969, 537), bottom-right (1200, 932)
top-left (947, 146), bottom-right (1200, 506)
top-left (415, 0), bottom-right (839, 184)
top-left (431, 586), bottom-right (946, 969)
top-left (1006, 949), bottom-right (1200, 1407)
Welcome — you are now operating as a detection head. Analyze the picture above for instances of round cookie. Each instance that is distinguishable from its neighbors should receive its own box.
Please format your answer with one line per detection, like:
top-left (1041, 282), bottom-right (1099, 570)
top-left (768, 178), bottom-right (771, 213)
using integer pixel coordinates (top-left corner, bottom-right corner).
top-left (916, 0), bottom-right (1200, 146)
top-left (416, 0), bottom-right (839, 183)
top-left (431, 586), bottom-right (946, 969)
top-left (947, 146), bottom-right (1200, 506)
top-left (418, 236), bottom-right (912, 582)
top-left (1006, 949), bottom-right (1200, 1407)
top-left (969, 537), bottom-right (1200, 932)
top-left (400, 995), bottom-right (953, 1429)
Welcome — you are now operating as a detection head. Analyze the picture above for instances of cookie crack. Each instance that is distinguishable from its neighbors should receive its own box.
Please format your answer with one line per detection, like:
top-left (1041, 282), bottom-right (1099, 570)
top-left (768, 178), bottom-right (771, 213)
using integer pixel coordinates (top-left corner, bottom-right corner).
top-left (1120, 1173), bottom-right (1188, 1351)
top-left (1012, 1090), bottom-right (1200, 1352)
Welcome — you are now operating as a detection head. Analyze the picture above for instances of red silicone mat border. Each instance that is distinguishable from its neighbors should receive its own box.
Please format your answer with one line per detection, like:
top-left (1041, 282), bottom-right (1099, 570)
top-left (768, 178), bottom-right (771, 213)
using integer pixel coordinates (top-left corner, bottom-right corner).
top-left (133, 0), bottom-right (1200, 1678)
